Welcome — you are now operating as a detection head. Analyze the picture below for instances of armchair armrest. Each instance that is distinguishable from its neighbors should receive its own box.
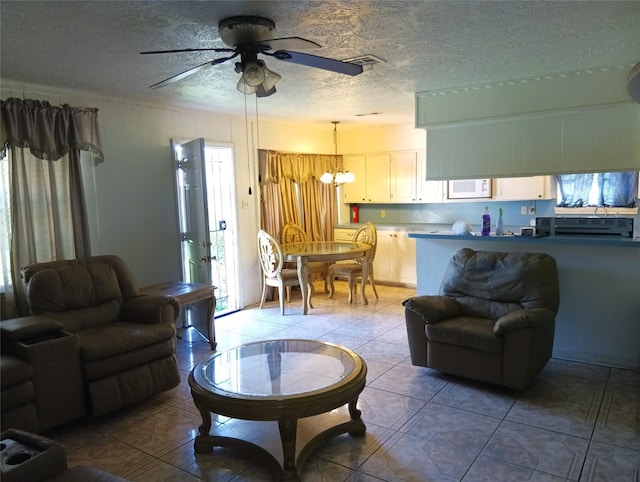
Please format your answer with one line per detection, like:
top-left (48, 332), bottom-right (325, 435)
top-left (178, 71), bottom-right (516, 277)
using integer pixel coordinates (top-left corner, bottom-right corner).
top-left (121, 295), bottom-right (180, 324)
top-left (493, 308), bottom-right (556, 335)
top-left (0, 316), bottom-right (63, 345)
top-left (402, 296), bottom-right (462, 324)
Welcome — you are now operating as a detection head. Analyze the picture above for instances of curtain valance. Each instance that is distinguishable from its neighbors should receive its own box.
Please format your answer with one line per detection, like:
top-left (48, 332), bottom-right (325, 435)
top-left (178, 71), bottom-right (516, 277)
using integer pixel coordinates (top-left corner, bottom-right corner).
top-left (1, 97), bottom-right (104, 163)
top-left (262, 150), bottom-right (341, 184)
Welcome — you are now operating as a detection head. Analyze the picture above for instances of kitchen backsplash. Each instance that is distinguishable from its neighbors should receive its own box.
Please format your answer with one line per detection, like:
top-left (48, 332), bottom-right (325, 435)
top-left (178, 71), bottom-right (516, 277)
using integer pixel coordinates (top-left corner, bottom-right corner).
top-left (355, 200), bottom-right (555, 230)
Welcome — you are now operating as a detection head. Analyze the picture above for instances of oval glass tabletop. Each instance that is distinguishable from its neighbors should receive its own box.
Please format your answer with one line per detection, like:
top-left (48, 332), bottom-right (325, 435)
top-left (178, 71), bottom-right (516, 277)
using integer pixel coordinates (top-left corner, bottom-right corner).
top-left (282, 241), bottom-right (370, 256)
top-left (192, 339), bottom-right (363, 400)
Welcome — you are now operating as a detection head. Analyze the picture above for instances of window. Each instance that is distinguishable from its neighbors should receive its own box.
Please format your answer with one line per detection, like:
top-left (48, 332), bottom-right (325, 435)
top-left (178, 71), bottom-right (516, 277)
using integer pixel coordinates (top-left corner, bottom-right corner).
top-left (555, 172), bottom-right (638, 208)
top-left (0, 151), bottom-right (9, 290)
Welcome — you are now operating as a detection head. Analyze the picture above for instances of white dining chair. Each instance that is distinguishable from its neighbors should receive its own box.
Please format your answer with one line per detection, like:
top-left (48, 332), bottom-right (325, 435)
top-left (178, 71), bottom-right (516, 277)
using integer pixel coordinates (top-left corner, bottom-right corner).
top-left (281, 222), bottom-right (328, 293)
top-left (257, 229), bottom-right (301, 315)
top-left (327, 222), bottom-right (379, 304)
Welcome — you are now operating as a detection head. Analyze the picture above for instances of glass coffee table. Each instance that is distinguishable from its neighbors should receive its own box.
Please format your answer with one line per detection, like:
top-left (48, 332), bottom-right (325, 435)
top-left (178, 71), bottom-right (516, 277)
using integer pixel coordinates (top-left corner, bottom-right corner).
top-left (188, 339), bottom-right (367, 481)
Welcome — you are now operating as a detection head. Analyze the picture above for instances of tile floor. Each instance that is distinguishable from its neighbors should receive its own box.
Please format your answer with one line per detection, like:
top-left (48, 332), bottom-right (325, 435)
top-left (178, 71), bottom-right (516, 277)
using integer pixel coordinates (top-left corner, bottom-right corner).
top-left (46, 282), bottom-right (640, 482)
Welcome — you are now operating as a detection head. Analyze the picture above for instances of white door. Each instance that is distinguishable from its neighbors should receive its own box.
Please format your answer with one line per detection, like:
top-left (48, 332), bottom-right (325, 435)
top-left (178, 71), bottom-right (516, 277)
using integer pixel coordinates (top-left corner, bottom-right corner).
top-left (174, 139), bottom-right (211, 284)
top-left (173, 139), bottom-right (239, 316)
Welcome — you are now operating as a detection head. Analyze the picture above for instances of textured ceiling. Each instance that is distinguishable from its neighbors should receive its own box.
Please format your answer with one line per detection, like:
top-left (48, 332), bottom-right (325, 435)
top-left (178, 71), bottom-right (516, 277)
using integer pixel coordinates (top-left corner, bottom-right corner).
top-left (1, 1), bottom-right (639, 126)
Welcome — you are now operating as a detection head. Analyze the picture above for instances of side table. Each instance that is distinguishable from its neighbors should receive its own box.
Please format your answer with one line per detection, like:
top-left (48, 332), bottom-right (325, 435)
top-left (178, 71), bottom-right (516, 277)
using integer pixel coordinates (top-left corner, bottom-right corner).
top-left (140, 281), bottom-right (217, 350)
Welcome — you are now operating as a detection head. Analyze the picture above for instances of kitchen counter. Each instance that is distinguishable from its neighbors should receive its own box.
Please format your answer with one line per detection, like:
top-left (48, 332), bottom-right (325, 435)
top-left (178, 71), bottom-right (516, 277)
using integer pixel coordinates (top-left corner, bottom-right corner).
top-left (336, 223), bottom-right (451, 232)
top-left (407, 231), bottom-right (640, 247)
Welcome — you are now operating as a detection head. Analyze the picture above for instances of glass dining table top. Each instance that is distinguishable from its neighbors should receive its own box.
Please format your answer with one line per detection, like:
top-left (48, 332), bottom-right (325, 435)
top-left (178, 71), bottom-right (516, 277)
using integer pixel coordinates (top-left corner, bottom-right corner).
top-left (282, 241), bottom-right (370, 256)
top-left (192, 339), bottom-right (364, 400)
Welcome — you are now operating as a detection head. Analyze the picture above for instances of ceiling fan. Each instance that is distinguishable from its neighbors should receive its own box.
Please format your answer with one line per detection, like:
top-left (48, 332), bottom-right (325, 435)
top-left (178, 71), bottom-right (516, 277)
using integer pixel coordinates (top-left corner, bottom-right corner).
top-left (141, 15), bottom-right (364, 97)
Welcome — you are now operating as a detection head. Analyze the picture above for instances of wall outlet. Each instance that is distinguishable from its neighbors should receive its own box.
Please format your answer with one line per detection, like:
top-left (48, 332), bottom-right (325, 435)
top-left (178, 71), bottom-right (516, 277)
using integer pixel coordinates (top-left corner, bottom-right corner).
top-left (521, 206), bottom-right (528, 215)
top-left (529, 206), bottom-right (536, 214)
top-left (380, 210), bottom-right (386, 218)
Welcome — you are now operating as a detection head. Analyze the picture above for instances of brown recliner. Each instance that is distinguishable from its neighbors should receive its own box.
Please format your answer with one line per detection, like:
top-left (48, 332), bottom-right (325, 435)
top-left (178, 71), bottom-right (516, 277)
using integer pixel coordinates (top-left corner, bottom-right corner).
top-left (403, 248), bottom-right (559, 390)
top-left (1, 355), bottom-right (37, 433)
top-left (1, 316), bottom-right (85, 433)
top-left (21, 255), bottom-right (181, 416)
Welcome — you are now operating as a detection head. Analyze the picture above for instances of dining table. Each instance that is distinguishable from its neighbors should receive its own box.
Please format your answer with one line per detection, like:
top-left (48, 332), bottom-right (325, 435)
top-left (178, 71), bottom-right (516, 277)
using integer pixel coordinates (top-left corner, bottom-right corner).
top-left (282, 241), bottom-right (372, 315)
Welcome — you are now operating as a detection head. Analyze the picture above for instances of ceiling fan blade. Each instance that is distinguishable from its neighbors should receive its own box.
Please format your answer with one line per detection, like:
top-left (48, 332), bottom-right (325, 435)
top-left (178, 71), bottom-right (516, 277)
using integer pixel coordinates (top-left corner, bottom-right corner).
top-left (257, 37), bottom-right (321, 52)
top-left (141, 47), bottom-right (235, 55)
top-left (272, 50), bottom-right (363, 76)
top-left (149, 53), bottom-right (239, 89)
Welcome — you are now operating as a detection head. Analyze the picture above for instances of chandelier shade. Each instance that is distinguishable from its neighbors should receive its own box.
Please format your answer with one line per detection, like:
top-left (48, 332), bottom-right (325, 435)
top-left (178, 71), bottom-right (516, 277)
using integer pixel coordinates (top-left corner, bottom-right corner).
top-left (320, 121), bottom-right (355, 186)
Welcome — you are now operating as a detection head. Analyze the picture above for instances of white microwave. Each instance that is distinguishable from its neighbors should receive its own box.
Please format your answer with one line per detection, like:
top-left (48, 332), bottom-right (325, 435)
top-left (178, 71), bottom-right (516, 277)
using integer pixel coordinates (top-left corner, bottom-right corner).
top-left (447, 178), bottom-right (492, 199)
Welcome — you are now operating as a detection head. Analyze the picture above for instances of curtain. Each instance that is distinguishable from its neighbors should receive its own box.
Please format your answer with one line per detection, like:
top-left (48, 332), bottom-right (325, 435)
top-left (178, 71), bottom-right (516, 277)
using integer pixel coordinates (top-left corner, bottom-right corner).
top-left (0, 98), bottom-right (103, 318)
top-left (597, 172), bottom-right (638, 207)
top-left (555, 172), bottom-right (638, 207)
top-left (259, 150), bottom-right (339, 242)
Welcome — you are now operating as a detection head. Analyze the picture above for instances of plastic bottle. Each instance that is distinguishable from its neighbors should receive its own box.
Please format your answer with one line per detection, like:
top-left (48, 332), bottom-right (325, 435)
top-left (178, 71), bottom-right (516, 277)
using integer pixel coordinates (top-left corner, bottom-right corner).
top-left (481, 206), bottom-right (491, 236)
top-left (496, 207), bottom-right (504, 236)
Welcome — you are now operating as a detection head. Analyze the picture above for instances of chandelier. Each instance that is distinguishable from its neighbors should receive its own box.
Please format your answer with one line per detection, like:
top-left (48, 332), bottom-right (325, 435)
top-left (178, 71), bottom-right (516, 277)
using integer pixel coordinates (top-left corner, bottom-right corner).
top-left (320, 121), bottom-right (355, 186)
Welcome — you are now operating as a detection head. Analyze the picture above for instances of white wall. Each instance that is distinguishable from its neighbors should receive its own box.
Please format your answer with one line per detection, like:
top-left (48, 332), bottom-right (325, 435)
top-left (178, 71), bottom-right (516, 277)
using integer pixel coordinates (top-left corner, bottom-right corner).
top-left (1, 82), bottom-right (335, 307)
top-left (340, 124), bottom-right (426, 154)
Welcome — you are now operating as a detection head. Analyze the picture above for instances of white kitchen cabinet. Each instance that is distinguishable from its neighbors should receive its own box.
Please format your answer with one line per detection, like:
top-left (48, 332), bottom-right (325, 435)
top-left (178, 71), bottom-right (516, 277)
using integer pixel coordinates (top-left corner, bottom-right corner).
top-left (333, 228), bottom-right (357, 242)
top-left (333, 228), bottom-right (416, 286)
top-left (343, 154), bottom-right (390, 203)
top-left (373, 230), bottom-right (416, 286)
top-left (372, 231), bottom-right (393, 281)
top-left (389, 150), bottom-right (443, 203)
top-left (416, 151), bottom-right (445, 202)
top-left (494, 176), bottom-right (554, 200)
top-left (389, 151), bottom-right (417, 203)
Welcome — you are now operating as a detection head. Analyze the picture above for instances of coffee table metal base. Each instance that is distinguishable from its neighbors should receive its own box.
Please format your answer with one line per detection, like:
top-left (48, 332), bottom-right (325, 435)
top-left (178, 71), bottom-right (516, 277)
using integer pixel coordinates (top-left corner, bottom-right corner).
top-left (192, 400), bottom-right (365, 481)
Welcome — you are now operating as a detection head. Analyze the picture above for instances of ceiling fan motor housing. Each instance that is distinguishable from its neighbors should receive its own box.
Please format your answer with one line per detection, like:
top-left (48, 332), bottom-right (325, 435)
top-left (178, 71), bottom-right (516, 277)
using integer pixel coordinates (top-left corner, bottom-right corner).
top-left (218, 16), bottom-right (276, 48)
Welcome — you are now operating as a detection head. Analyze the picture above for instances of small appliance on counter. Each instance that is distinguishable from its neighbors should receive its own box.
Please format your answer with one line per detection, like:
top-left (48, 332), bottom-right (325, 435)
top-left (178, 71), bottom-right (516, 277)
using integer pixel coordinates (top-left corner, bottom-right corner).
top-left (535, 217), bottom-right (634, 238)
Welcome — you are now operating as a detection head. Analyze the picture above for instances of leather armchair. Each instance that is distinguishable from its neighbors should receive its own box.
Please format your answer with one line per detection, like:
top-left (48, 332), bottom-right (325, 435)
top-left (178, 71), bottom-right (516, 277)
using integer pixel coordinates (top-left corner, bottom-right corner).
top-left (403, 248), bottom-right (559, 390)
top-left (1, 316), bottom-right (85, 433)
top-left (1, 354), bottom-right (37, 433)
top-left (21, 255), bottom-right (181, 416)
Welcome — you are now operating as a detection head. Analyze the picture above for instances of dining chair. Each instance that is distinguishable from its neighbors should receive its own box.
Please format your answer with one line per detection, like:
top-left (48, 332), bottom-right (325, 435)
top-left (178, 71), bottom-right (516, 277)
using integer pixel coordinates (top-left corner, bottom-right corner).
top-left (327, 222), bottom-right (379, 304)
top-left (281, 223), bottom-right (328, 293)
top-left (257, 229), bottom-right (302, 315)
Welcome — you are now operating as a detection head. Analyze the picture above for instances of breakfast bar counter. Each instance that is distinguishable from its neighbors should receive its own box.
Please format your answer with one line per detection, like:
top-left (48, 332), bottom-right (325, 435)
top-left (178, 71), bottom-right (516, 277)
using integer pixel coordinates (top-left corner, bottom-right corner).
top-left (408, 231), bottom-right (640, 369)
top-left (407, 231), bottom-right (640, 247)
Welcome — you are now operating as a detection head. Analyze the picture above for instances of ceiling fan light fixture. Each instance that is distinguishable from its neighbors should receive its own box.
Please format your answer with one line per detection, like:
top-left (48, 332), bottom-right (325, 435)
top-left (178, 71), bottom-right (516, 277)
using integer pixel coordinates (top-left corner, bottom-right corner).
top-left (236, 78), bottom-right (257, 95)
top-left (256, 84), bottom-right (277, 98)
top-left (242, 59), bottom-right (265, 87)
top-left (261, 63), bottom-right (281, 91)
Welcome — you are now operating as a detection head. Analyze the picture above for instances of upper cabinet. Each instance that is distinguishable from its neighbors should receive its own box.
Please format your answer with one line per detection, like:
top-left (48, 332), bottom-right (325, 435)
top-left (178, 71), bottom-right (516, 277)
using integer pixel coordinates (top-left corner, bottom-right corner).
top-left (343, 154), bottom-right (390, 203)
top-left (494, 176), bottom-right (555, 200)
top-left (389, 151), bottom-right (444, 203)
top-left (418, 65), bottom-right (640, 181)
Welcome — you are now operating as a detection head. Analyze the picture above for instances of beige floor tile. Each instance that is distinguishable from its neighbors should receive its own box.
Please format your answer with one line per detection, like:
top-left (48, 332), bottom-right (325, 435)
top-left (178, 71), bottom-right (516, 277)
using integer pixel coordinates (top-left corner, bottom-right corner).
top-left (580, 441), bottom-right (639, 482)
top-left (430, 379), bottom-right (517, 418)
top-left (64, 435), bottom-right (157, 480)
top-left (41, 285), bottom-right (640, 482)
top-left (109, 406), bottom-right (201, 458)
top-left (482, 420), bottom-right (589, 480)
top-left (464, 455), bottom-right (568, 481)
